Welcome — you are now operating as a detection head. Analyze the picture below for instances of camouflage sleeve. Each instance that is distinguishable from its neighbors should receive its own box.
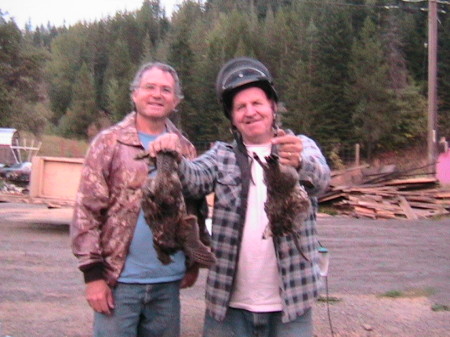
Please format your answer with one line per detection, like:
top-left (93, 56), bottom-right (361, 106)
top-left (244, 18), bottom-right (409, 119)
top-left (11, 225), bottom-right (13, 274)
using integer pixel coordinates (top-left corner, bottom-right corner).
top-left (70, 133), bottom-right (114, 282)
top-left (298, 135), bottom-right (331, 197)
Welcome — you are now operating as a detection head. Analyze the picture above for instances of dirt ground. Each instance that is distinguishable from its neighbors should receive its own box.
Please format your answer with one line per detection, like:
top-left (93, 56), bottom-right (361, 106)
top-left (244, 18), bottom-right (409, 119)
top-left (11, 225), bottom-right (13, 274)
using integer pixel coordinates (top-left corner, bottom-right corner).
top-left (0, 202), bottom-right (449, 337)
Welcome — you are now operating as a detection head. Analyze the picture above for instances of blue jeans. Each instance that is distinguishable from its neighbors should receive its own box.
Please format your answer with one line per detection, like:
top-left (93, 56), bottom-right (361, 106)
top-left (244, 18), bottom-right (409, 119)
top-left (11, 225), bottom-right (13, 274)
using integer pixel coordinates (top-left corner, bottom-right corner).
top-left (203, 307), bottom-right (313, 337)
top-left (94, 281), bottom-right (181, 337)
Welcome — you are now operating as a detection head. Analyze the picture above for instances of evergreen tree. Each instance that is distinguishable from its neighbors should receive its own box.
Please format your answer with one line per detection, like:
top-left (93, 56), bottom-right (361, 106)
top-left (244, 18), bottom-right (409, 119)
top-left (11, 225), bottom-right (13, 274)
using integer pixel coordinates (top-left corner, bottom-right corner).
top-left (167, 2), bottom-right (201, 134)
top-left (9, 102), bottom-right (52, 137)
top-left (402, 8), bottom-right (427, 85)
top-left (381, 7), bottom-right (427, 149)
top-left (313, 5), bottom-right (354, 152)
top-left (347, 17), bottom-right (396, 159)
top-left (221, 10), bottom-right (255, 59)
top-left (104, 37), bottom-right (134, 121)
top-left (137, 0), bottom-right (165, 46)
top-left (382, 8), bottom-right (409, 91)
top-left (259, 6), bottom-right (277, 68)
top-left (0, 15), bottom-right (22, 126)
top-left (0, 0), bottom-right (443, 157)
top-left (47, 24), bottom-right (88, 124)
top-left (283, 18), bottom-right (320, 135)
top-left (197, 21), bottom-right (234, 142)
top-left (140, 31), bottom-right (155, 63)
top-left (88, 21), bottom-right (110, 111)
top-left (0, 12), bottom-right (48, 132)
top-left (58, 63), bottom-right (98, 137)
top-left (389, 84), bottom-right (426, 148)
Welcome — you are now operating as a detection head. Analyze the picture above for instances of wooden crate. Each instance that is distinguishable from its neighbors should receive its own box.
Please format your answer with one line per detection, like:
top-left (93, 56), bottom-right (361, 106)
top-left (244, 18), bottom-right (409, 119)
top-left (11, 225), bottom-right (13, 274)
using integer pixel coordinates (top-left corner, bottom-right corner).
top-left (29, 156), bottom-right (84, 203)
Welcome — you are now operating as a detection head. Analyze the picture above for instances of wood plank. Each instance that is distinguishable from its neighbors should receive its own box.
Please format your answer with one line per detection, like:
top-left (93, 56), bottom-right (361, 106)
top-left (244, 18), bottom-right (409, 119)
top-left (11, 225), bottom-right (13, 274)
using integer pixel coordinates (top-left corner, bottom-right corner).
top-left (435, 199), bottom-right (450, 206)
top-left (354, 205), bottom-right (377, 217)
top-left (353, 200), bottom-right (401, 213)
top-left (398, 196), bottom-right (419, 220)
top-left (402, 195), bottom-right (436, 203)
top-left (319, 192), bottom-right (348, 203)
top-left (435, 192), bottom-right (450, 198)
top-left (348, 195), bottom-right (384, 202)
top-left (408, 201), bottom-right (448, 210)
top-left (384, 177), bottom-right (437, 186)
top-left (413, 208), bottom-right (450, 218)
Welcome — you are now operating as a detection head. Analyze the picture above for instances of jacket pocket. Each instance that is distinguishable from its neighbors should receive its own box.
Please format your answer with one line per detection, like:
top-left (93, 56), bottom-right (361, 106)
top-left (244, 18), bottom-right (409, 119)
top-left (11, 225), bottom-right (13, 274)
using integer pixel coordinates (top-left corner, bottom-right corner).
top-left (215, 170), bottom-right (241, 210)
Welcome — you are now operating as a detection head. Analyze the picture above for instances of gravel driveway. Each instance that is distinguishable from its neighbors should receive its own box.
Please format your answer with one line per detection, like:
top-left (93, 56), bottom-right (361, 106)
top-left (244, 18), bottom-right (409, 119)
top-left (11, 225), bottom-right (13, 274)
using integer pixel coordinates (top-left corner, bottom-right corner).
top-left (0, 203), bottom-right (449, 337)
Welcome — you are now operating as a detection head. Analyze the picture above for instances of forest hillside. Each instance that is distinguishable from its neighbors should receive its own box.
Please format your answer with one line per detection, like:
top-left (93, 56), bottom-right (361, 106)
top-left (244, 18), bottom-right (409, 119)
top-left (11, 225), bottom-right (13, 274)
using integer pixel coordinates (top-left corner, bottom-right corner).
top-left (1, 0), bottom-right (450, 168)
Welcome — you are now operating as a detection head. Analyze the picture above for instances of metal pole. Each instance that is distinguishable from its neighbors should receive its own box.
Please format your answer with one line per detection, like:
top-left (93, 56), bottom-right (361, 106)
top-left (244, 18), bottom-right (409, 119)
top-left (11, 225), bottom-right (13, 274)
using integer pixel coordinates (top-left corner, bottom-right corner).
top-left (427, 0), bottom-right (438, 171)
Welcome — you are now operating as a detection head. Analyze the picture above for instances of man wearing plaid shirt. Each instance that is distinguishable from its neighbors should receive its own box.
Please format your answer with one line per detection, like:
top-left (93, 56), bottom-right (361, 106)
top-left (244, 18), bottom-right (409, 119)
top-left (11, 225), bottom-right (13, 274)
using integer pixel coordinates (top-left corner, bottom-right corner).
top-left (150, 57), bottom-right (330, 337)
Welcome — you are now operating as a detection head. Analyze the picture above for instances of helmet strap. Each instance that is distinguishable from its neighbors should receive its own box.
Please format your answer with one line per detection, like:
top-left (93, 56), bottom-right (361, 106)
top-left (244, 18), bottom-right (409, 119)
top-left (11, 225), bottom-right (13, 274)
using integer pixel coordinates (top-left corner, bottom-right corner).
top-left (230, 124), bottom-right (249, 156)
top-left (271, 103), bottom-right (280, 136)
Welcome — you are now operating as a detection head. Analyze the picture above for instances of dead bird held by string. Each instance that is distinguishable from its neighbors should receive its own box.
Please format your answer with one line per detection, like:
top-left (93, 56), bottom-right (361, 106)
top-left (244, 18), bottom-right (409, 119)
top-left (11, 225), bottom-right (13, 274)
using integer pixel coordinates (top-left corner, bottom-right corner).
top-left (253, 153), bottom-right (311, 260)
top-left (136, 150), bottom-right (216, 267)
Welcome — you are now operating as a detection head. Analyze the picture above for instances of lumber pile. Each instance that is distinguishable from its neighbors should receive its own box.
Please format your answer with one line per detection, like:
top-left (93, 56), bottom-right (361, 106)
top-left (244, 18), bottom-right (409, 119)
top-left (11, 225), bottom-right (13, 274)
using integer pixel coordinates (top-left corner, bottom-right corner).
top-left (320, 166), bottom-right (450, 220)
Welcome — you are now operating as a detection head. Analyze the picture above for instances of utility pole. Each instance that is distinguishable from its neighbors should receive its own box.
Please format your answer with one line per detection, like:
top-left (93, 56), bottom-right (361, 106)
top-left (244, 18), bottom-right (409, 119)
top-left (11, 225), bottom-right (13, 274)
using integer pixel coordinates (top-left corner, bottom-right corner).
top-left (427, 0), bottom-right (438, 170)
top-left (401, 0), bottom-right (447, 171)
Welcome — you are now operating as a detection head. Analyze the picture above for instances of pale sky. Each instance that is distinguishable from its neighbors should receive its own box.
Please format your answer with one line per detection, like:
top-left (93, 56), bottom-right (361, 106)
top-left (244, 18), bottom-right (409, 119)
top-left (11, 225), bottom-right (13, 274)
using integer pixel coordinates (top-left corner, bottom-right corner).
top-left (1, 0), bottom-right (180, 29)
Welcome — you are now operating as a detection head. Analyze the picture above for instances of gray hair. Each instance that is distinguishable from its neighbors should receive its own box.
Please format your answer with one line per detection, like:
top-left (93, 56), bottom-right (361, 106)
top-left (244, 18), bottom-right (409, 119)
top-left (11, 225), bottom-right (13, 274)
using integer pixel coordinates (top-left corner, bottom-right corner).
top-left (130, 62), bottom-right (184, 99)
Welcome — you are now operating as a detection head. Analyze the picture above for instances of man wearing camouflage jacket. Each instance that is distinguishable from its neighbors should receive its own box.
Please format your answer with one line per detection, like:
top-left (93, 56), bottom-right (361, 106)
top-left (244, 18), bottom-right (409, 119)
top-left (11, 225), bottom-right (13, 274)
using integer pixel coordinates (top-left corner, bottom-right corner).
top-left (71, 62), bottom-right (199, 337)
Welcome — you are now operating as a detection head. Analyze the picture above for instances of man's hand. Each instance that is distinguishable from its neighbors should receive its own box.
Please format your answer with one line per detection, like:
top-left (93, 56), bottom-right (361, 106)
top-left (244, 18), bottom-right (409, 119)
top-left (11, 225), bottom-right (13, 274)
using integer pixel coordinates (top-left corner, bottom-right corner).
top-left (271, 129), bottom-right (303, 169)
top-left (85, 279), bottom-right (115, 315)
top-left (148, 133), bottom-right (182, 158)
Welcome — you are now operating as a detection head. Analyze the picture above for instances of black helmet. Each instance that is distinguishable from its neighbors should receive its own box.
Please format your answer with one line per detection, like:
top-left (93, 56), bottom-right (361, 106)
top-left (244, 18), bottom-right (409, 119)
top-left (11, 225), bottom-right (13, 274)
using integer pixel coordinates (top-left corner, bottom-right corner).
top-left (216, 57), bottom-right (278, 119)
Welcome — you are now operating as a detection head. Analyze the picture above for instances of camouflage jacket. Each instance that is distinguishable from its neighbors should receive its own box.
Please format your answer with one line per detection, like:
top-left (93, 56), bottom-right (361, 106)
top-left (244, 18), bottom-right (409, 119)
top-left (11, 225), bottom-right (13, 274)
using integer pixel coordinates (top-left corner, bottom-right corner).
top-left (70, 112), bottom-right (196, 286)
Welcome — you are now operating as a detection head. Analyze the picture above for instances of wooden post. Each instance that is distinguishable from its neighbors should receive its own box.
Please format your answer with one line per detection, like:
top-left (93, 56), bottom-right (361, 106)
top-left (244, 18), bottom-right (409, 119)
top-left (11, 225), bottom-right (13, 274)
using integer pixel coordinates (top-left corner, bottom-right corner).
top-left (355, 143), bottom-right (360, 167)
top-left (427, 0), bottom-right (438, 172)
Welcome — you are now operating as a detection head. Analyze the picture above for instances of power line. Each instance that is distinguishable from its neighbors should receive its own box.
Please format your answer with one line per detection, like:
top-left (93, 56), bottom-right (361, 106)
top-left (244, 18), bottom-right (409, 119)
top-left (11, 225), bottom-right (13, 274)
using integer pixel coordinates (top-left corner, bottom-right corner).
top-left (298, 1), bottom-right (412, 9)
top-left (299, 0), bottom-right (449, 12)
top-left (400, 0), bottom-right (448, 13)
top-left (296, 0), bottom-right (447, 14)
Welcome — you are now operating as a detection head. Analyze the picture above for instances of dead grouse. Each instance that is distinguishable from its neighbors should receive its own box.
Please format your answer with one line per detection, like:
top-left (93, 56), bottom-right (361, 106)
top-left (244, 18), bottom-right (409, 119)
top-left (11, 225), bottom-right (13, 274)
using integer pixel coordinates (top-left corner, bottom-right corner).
top-left (137, 150), bottom-right (216, 267)
top-left (253, 153), bottom-right (311, 254)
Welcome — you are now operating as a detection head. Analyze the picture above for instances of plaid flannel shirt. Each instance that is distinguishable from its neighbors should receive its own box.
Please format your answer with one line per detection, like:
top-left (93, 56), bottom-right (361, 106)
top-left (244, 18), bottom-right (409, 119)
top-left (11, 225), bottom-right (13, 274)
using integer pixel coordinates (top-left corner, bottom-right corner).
top-left (178, 135), bottom-right (330, 323)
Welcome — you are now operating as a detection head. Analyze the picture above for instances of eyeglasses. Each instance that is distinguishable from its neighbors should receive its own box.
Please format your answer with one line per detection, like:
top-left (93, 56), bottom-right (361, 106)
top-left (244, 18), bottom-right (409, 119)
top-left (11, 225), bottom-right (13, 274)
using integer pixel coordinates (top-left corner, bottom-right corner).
top-left (137, 84), bottom-right (174, 95)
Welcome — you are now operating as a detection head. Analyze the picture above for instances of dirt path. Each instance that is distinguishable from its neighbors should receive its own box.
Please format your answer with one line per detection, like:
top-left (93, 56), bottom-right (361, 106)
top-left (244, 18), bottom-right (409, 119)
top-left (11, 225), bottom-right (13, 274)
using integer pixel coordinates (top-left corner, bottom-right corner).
top-left (0, 203), bottom-right (449, 337)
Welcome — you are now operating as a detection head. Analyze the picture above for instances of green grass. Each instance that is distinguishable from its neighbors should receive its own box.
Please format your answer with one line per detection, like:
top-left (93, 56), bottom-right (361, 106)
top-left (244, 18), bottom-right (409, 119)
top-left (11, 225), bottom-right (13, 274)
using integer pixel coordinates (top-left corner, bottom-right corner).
top-left (431, 304), bottom-right (450, 312)
top-left (19, 131), bottom-right (89, 159)
top-left (317, 295), bottom-right (342, 303)
top-left (38, 134), bottom-right (89, 158)
top-left (319, 205), bottom-right (339, 216)
top-left (378, 288), bottom-right (435, 299)
top-left (380, 290), bottom-right (403, 298)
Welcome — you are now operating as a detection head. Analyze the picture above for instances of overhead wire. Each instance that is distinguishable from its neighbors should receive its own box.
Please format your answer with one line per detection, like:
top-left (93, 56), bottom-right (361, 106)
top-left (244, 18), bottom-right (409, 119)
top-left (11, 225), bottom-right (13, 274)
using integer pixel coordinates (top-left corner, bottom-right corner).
top-left (298, 0), bottom-right (448, 11)
top-left (298, 0), bottom-right (416, 8)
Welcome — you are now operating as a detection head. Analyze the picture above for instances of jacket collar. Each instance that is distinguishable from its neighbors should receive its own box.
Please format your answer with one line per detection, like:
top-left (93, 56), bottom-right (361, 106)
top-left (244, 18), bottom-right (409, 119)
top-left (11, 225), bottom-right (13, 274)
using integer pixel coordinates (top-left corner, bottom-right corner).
top-left (115, 112), bottom-right (141, 146)
top-left (115, 112), bottom-right (194, 158)
top-left (115, 112), bottom-right (181, 146)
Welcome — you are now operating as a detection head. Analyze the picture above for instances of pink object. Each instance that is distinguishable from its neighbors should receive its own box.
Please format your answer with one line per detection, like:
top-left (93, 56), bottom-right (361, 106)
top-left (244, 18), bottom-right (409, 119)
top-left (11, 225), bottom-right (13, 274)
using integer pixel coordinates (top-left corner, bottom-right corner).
top-left (436, 150), bottom-right (450, 184)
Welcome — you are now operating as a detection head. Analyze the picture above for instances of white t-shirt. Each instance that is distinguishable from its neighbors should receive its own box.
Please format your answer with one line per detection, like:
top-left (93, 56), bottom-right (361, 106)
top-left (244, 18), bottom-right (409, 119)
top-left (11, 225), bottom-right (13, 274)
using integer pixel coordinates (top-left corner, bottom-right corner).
top-left (229, 143), bottom-right (283, 312)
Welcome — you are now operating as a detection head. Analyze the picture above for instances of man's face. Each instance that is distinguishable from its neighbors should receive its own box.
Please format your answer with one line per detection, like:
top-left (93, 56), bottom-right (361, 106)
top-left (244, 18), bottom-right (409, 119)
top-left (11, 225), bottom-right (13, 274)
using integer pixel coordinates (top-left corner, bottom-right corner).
top-left (132, 67), bottom-right (180, 120)
top-left (231, 86), bottom-right (275, 145)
